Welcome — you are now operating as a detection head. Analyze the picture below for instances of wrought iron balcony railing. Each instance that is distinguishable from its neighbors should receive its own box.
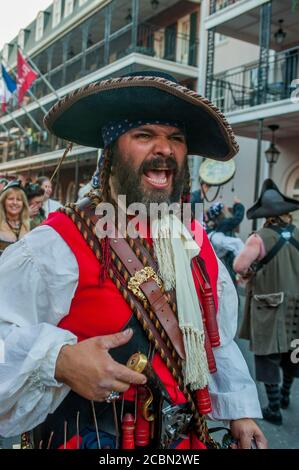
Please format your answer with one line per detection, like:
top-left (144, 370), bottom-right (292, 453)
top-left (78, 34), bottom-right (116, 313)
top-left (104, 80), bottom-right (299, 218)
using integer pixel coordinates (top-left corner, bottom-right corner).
top-left (1, 23), bottom-right (198, 113)
top-left (209, 0), bottom-right (240, 15)
top-left (0, 22), bottom-right (198, 163)
top-left (209, 44), bottom-right (299, 113)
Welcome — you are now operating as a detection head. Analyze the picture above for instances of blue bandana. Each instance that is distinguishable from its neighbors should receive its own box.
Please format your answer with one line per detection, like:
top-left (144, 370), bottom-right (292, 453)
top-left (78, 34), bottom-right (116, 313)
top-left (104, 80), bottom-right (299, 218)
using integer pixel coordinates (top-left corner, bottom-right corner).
top-left (102, 119), bottom-right (185, 147)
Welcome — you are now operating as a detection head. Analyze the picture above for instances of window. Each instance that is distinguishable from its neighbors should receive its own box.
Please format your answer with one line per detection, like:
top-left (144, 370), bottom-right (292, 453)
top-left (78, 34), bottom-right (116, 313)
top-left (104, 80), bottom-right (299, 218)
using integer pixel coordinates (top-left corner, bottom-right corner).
top-left (215, 33), bottom-right (227, 45)
top-left (64, 0), bottom-right (74, 17)
top-left (177, 15), bottom-right (190, 65)
top-left (154, 30), bottom-right (164, 59)
top-left (212, 72), bottom-right (227, 110)
top-left (36, 12), bottom-right (45, 41)
top-left (52, 0), bottom-right (62, 28)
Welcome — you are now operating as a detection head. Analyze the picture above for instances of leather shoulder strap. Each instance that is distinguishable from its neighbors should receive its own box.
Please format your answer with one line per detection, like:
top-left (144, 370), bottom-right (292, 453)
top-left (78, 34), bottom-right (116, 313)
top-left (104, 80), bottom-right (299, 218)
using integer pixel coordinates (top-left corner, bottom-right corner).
top-left (255, 225), bottom-right (299, 272)
top-left (75, 198), bottom-right (185, 360)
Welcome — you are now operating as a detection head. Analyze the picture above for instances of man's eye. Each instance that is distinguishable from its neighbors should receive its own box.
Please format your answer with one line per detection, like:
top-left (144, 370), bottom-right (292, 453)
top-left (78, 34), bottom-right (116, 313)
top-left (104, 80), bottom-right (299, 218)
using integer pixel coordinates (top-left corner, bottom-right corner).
top-left (171, 135), bottom-right (185, 142)
top-left (136, 133), bottom-right (151, 139)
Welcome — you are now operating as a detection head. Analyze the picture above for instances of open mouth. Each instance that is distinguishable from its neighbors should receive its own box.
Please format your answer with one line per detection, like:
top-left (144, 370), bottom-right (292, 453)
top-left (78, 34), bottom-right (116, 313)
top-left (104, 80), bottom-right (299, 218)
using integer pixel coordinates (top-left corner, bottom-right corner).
top-left (143, 169), bottom-right (174, 189)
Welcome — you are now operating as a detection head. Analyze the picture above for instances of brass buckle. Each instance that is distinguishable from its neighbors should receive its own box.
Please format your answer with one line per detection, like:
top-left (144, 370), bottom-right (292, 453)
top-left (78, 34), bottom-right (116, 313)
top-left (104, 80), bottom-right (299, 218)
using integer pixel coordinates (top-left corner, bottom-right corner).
top-left (128, 266), bottom-right (163, 302)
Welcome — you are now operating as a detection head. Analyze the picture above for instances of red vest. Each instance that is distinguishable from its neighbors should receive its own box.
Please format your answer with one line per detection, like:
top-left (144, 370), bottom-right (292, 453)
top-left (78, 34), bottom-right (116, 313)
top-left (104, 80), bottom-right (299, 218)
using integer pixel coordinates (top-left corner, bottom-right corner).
top-left (45, 213), bottom-right (218, 441)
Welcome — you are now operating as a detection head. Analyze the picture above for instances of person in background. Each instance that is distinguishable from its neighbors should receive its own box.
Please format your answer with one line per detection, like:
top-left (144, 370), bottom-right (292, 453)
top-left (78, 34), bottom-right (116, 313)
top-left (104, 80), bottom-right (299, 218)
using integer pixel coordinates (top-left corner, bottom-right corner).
top-left (206, 197), bottom-right (245, 236)
top-left (206, 199), bottom-right (245, 284)
top-left (191, 182), bottom-right (211, 215)
top-left (24, 183), bottom-right (46, 230)
top-left (15, 174), bottom-right (29, 188)
top-left (36, 176), bottom-right (62, 218)
top-left (77, 151), bottom-right (102, 202)
top-left (0, 181), bottom-right (30, 255)
top-left (234, 179), bottom-right (299, 425)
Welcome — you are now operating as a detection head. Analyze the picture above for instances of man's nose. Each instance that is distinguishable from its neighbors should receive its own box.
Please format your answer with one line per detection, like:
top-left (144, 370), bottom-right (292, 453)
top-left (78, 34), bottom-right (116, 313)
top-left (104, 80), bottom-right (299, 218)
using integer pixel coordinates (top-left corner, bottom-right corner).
top-left (152, 136), bottom-right (173, 157)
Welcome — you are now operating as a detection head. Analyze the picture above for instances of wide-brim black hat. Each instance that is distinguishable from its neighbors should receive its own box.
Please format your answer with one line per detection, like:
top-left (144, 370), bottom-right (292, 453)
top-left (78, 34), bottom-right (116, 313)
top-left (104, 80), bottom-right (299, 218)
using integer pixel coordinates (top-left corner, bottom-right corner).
top-left (44, 71), bottom-right (239, 161)
top-left (247, 179), bottom-right (299, 219)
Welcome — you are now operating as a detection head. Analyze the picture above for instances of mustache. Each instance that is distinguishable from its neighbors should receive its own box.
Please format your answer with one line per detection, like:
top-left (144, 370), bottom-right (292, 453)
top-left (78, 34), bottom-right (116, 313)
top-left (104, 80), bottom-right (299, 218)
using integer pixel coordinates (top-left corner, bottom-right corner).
top-left (140, 156), bottom-right (178, 174)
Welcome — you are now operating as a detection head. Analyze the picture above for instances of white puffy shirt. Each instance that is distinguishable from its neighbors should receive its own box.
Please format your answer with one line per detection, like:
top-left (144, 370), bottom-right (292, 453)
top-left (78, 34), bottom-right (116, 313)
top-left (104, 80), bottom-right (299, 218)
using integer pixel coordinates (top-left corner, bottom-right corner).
top-left (0, 225), bottom-right (262, 437)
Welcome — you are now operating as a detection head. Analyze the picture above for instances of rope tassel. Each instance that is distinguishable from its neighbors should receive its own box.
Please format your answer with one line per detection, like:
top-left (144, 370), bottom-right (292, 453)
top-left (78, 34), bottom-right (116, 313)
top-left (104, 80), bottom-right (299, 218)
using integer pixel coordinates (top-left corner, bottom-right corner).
top-left (181, 327), bottom-right (209, 391)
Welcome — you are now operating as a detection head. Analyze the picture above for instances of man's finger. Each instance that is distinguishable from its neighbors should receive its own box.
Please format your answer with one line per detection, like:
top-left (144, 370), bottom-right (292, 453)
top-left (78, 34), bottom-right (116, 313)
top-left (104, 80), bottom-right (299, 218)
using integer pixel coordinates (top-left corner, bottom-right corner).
top-left (254, 434), bottom-right (268, 449)
top-left (96, 329), bottom-right (133, 350)
top-left (109, 380), bottom-right (131, 393)
top-left (112, 361), bottom-right (147, 385)
top-left (239, 434), bottom-right (252, 449)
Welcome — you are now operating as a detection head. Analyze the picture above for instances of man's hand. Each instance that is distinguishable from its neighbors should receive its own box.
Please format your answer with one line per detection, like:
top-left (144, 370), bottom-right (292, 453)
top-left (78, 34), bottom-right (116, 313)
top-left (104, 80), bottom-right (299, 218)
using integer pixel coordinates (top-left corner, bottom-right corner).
top-left (230, 418), bottom-right (268, 449)
top-left (55, 328), bottom-right (147, 401)
top-left (29, 204), bottom-right (40, 217)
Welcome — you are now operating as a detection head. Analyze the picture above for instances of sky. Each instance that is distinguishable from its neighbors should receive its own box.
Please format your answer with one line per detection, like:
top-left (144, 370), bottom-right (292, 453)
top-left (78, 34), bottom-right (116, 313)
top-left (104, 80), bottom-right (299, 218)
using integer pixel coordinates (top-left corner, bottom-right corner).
top-left (0, 0), bottom-right (52, 50)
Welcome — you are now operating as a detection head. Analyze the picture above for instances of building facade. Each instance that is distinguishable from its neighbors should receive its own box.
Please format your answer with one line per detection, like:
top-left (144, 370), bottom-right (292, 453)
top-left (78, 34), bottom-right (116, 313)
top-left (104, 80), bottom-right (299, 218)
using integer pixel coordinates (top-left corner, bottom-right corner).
top-left (1, 0), bottom-right (298, 238)
top-left (199, 0), bottom-right (299, 237)
top-left (0, 0), bottom-right (201, 202)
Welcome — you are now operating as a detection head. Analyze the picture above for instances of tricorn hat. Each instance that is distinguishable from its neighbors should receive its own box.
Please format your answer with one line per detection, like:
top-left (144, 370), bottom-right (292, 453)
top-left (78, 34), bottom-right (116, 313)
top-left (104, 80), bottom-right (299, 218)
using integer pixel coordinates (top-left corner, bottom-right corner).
top-left (247, 179), bottom-right (299, 219)
top-left (44, 71), bottom-right (239, 161)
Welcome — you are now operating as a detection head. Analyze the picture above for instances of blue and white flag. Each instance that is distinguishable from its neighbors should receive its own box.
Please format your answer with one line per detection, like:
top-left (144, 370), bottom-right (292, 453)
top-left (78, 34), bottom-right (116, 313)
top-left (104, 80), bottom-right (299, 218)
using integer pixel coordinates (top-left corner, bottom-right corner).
top-left (0, 64), bottom-right (17, 112)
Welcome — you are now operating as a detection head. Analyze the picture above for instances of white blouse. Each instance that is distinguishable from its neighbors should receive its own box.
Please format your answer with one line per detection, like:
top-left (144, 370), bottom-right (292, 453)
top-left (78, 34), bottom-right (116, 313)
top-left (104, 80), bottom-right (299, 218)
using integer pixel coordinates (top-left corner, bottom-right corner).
top-left (0, 225), bottom-right (261, 437)
top-left (208, 231), bottom-right (244, 259)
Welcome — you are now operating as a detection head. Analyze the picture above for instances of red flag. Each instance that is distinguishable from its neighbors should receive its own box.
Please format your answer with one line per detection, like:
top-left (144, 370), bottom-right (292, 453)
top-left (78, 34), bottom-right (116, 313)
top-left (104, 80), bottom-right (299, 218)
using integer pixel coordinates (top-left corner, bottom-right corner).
top-left (17, 50), bottom-right (38, 106)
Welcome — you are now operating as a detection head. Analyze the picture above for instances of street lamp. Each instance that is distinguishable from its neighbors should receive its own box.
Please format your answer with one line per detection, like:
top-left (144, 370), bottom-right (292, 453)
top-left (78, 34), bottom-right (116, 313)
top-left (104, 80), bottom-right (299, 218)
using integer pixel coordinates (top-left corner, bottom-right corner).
top-left (274, 19), bottom-right (287, 46)
top-left (151, 0), bottom-right (159, 10)
top-left (265, 124), bottom-right (280, 178)
top-left (125, 9), bottom-right (132, 22)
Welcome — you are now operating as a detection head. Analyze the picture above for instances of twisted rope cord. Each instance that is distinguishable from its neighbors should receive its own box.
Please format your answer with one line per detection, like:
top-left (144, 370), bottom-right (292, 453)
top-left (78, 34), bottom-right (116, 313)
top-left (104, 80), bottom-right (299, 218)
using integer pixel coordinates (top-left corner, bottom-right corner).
top-left (65, 202), bottom-right (181, 366)
top-left (58, 203), bottom-right (217, 446)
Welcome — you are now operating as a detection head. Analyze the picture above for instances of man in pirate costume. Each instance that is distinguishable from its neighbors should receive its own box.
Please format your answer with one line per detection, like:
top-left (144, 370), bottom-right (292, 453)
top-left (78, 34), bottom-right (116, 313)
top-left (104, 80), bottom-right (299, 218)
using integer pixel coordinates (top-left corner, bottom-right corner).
top-left (0, 71), bottom-right (266, 449)
top-left (234, 179), bottom-right (299, 425)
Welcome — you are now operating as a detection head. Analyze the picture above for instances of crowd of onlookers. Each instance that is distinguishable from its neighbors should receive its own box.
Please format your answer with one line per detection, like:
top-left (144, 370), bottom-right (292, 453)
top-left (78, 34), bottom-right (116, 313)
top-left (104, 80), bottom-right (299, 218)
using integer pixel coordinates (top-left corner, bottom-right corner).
top-left (0, 175), bottom-right (61, 256)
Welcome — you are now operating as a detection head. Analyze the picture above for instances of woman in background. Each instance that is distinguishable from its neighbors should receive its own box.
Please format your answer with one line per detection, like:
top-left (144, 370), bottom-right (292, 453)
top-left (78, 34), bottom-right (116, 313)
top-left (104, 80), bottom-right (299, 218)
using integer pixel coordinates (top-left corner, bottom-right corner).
top-left (0, 181), bottom-right (30, 255)
top-left (36, 176), bottom-right (61, 218)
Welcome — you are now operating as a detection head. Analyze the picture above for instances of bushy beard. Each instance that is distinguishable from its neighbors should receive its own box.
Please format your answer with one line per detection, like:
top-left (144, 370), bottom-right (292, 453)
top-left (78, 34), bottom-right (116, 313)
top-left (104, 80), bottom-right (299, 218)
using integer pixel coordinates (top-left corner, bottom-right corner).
top-left (110, 146), bottom-right (187, 210)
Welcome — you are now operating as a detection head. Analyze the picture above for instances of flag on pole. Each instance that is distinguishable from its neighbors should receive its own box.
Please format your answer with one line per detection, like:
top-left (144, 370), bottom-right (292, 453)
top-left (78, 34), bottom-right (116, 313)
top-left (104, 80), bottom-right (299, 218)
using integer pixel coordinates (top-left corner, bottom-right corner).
top-left (0, 64), bottom-right (17, 112)
top-left (17, 50), bottom-right (38, 106)
top-left (0, 77), bottom-right (5, 112)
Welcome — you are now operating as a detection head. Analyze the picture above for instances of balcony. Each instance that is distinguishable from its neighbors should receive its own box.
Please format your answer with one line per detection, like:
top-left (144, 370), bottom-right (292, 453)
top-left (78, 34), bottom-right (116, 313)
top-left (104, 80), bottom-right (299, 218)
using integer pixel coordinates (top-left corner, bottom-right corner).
top-left (0, 21), bottom-right (199, 164)
top-left (1, 22), bottom-right (198, 117)
top-left (0, 130), bottom-right (65, 164)
top-left (207, 0), bottom-right (299, 50)
top-left (210, 44), bottom-right (299, 113)
top-left (209, 0), bottom-right (240, 15)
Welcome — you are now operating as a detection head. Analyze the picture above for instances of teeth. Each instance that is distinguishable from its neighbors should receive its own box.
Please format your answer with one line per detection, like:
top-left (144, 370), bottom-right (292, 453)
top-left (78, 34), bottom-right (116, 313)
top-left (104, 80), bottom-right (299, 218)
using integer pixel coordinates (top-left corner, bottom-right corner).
top-left (147, 177), bottom-right (167, 184)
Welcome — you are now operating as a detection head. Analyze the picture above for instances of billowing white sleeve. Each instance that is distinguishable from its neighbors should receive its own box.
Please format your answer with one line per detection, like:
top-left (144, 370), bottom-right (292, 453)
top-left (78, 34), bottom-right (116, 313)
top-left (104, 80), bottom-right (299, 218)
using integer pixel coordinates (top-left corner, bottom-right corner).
top-left (0, 226), bottom-right (79, 437)
top-left (208, 259), bottom-right (262, 421)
